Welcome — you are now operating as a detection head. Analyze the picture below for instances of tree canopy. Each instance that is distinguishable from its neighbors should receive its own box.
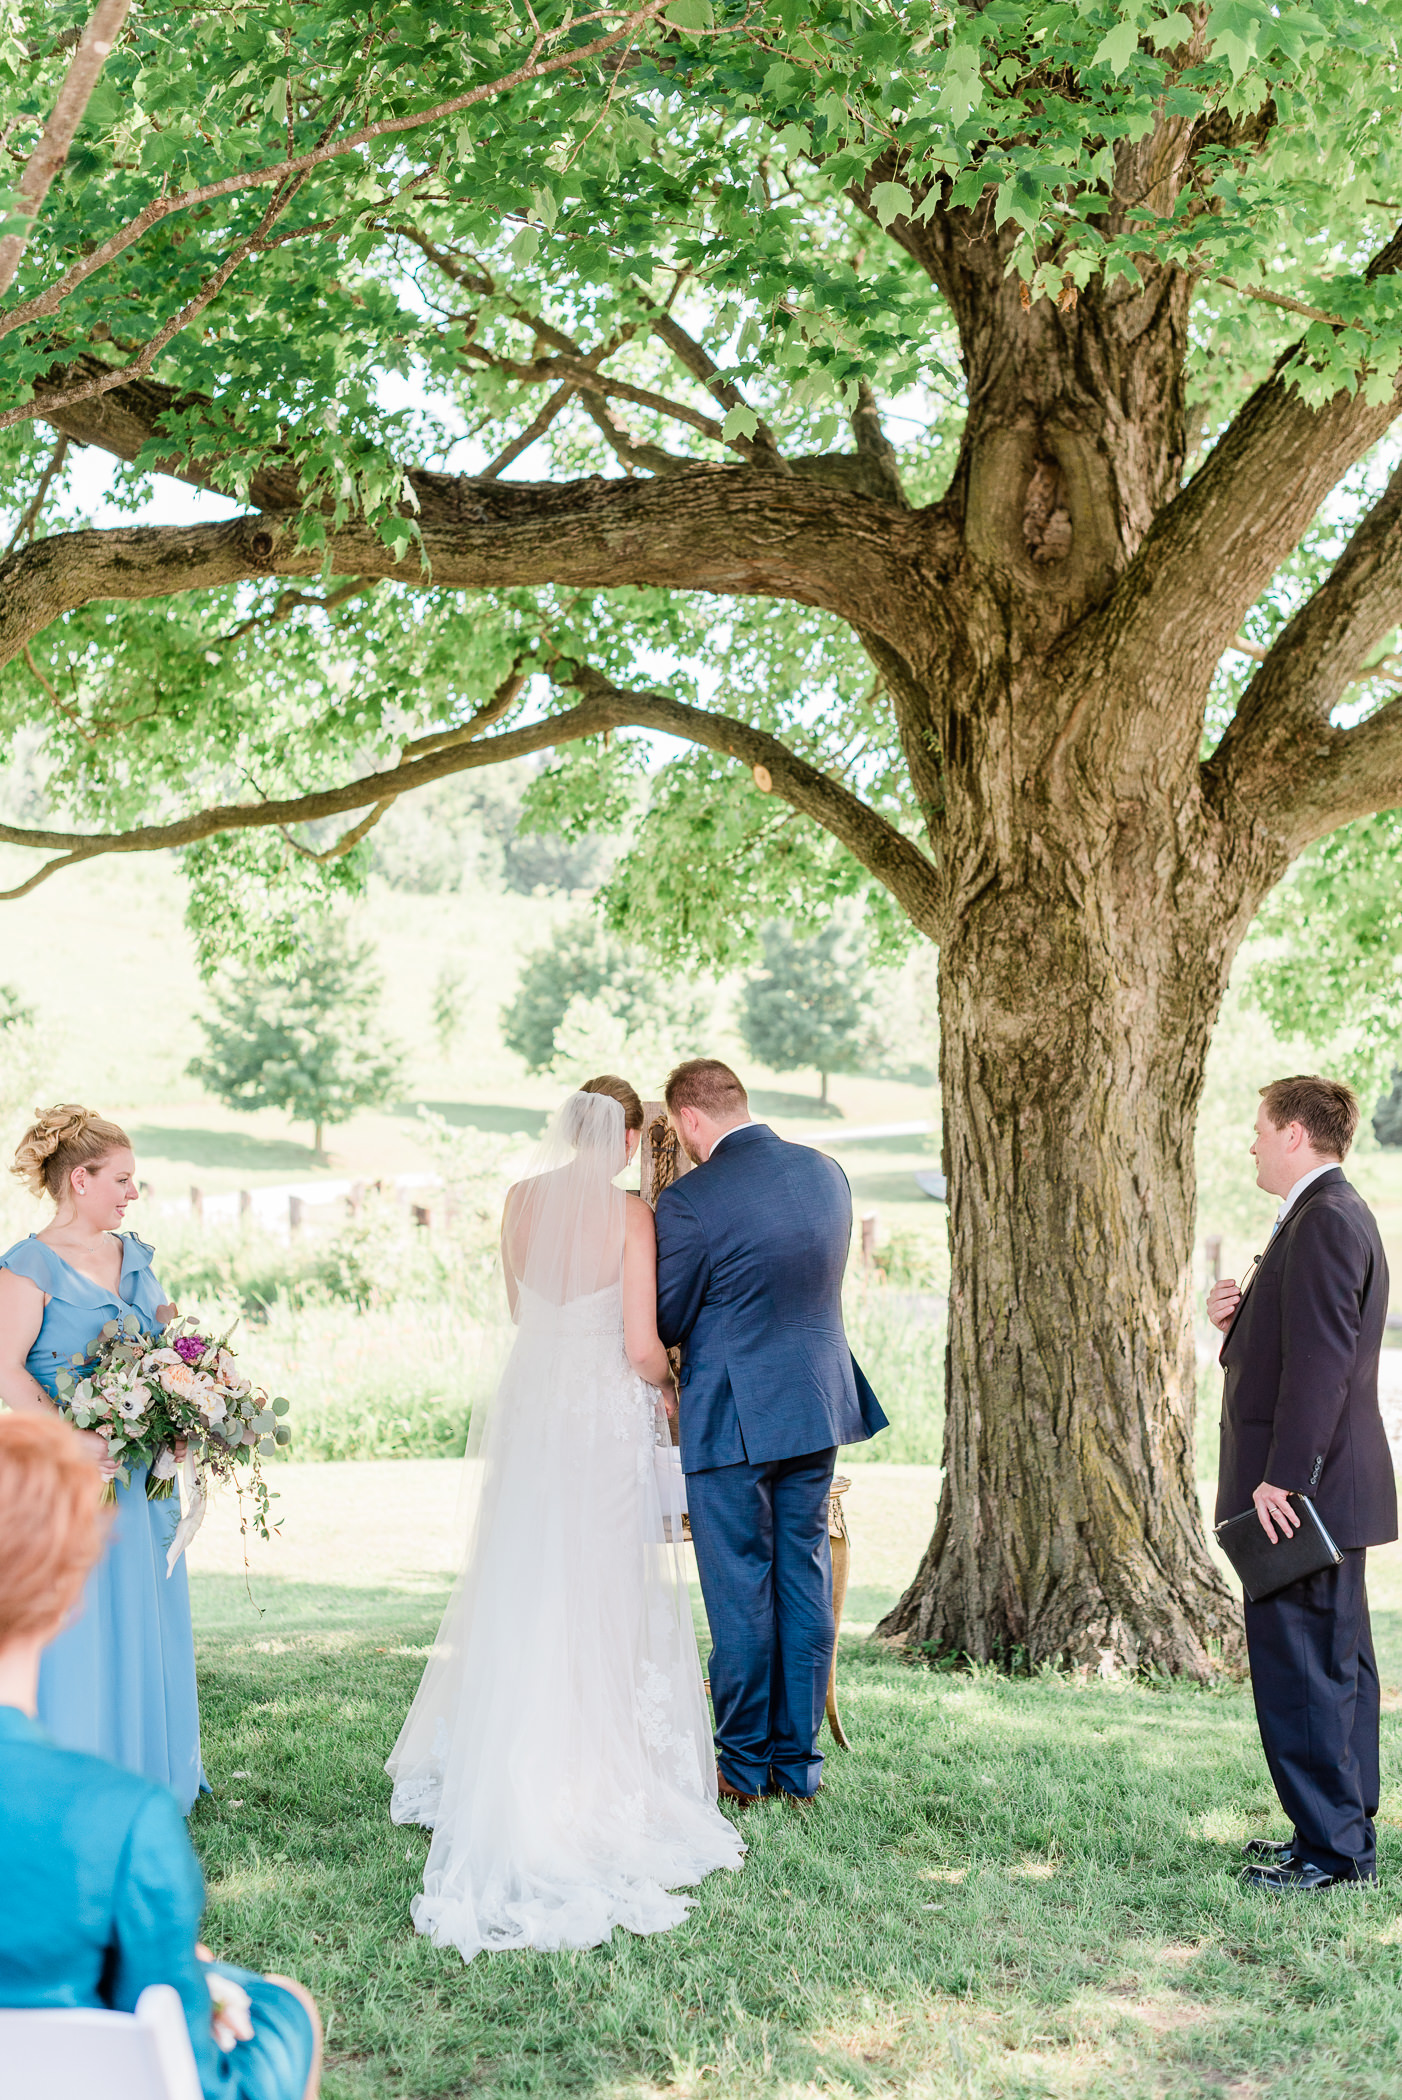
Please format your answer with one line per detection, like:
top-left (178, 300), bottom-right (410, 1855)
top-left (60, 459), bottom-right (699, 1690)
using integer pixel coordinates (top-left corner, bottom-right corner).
top-left (4, 0), bottom-right (1398, 946)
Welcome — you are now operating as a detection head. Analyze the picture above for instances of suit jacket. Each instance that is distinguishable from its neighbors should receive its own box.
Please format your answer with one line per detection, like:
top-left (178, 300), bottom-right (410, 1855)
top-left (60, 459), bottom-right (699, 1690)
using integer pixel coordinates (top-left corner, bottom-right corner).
top-left (1216, 1167), bottom-right (1397, 1549)
top-left (654, 1121), bottom-right (887, 1472)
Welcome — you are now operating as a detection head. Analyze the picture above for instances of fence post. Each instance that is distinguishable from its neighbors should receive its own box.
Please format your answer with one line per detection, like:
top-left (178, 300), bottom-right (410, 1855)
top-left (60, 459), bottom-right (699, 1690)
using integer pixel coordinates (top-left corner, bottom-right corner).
top-left (1205, 1234), bottom-right (1222, 1285)
top-left (860, 1210), bottom-right (879, 1267)
top-left (190, 1186), bottom-right (203, 1224)
top-left (238, 1189), bottom-right (252, 1221)
top-left (289, 1195), bottom-right (303, 1233)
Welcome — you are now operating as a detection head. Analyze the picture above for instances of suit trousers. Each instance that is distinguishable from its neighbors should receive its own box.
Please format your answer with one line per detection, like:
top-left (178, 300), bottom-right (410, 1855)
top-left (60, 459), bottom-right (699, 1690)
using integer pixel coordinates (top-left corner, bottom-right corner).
top-left (1243, 1548), bottom-right (1379, 1881)
top-left (686, 1446), bottom-right (837, 1799)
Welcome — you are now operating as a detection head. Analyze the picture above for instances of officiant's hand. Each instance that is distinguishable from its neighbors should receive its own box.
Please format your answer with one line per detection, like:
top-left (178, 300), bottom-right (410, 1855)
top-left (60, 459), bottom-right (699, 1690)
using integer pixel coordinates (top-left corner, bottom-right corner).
top-left (1207, 1279), bottom-right (1241, 1333)
top-left (1253, 1482), bottom-right (1299, 1542)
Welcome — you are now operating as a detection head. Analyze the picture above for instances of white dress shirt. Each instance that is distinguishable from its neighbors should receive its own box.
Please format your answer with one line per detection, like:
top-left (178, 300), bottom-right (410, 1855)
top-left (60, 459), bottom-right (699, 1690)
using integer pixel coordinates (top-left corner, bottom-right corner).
top-left (1274, 1160), bottom-right (1341, 1228)
top-left (707, 1121), bottom-right (754, 1158)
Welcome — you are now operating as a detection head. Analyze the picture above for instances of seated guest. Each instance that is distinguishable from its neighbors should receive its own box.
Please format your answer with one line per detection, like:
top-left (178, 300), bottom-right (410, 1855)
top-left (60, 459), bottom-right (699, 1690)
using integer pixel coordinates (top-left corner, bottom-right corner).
top-left (0, 1413), bottom-right (322, 2098)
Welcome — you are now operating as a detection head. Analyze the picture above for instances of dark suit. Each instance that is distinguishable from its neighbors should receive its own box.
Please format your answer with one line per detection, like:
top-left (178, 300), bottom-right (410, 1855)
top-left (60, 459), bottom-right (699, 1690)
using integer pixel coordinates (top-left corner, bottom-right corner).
top-left (1217, 1167), bottom-right (1396, 1878)
top-left (655, 1123), bottom-right (887, 1796)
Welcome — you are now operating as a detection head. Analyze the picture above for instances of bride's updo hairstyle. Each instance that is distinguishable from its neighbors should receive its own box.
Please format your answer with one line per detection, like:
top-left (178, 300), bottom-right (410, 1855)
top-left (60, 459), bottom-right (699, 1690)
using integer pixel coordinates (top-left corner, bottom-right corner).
top-left (572, 1074), bottom-right (644, 1143)
top-left (10, 1103), bottom-right (131, 1203)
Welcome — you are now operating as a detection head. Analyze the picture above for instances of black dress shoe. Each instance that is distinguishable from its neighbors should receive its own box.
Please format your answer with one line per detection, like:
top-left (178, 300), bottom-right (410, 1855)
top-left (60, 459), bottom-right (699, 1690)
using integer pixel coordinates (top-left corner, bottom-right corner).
top-left (1240, 1859), bottom-right (1344, 1893)
top-left (1242, 1838), bottom-right (1296, 1867)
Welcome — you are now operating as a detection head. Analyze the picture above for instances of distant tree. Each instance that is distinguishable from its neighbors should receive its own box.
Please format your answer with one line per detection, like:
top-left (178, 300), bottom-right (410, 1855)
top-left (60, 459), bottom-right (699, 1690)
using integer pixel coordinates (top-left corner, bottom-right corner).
top-left (189, 925), bottom-right (403, 1159)
top-left (431, 964), bottom-right (467, 1059)
top-left (1375, 1073), bottom-right (1402, 1148)
top-left (0, 984), bottom-right (34, 1034)
top-left (0, 982), bottom-right (41, 1134)
top-left (739, 924), bottom-right (868, 1105)
top-left (1248, 811), bottom-right (1402, 1106)
top-left (501, 919), bottom-right (649, 1075)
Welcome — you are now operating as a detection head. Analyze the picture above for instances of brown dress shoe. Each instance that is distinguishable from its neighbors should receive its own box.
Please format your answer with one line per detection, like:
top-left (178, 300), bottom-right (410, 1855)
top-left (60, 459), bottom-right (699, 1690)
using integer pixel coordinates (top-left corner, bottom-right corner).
top-left (717, 1775), bottom-right (760, 1809)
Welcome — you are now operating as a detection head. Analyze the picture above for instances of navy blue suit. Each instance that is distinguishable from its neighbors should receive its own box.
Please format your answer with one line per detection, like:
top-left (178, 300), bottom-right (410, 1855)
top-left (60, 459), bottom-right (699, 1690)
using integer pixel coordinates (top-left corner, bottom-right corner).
top-left (655, 1122), bottom-right (886, 1796)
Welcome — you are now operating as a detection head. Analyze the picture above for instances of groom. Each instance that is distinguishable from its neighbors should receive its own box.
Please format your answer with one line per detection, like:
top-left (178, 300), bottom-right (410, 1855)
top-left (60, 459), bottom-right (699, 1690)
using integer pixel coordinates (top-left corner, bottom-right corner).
top-left (654, 1059), bottom-right (887, 1807)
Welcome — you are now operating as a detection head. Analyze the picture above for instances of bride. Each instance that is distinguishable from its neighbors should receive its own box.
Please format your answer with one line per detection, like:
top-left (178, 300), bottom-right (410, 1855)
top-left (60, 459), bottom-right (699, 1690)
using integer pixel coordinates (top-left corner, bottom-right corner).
top-left (386, 1075), bottom-right (744, 1961)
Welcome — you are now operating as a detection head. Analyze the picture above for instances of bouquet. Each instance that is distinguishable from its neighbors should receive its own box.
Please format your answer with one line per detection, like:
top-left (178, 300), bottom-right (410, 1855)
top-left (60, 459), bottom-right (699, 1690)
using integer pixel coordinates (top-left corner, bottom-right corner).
top-left (54, 1312), bottom-right (291, 1563)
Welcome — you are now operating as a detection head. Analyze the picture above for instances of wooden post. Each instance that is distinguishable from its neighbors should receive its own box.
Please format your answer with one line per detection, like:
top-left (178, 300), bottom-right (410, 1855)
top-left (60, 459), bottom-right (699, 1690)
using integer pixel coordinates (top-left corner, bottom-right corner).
top-left (189, 1186), bottom-right (203, 1224)
top-left (288, 1195), bottom-right (303, 1233)
top-left (860, 1210), bottom-right (878, 1266)
top-left (238, 1189), bottom-right (252, 1220)
top-left (411, 1203), bottom-right (431, 1230)
top-left (1205, 1234), bottom-right (1223, 1284)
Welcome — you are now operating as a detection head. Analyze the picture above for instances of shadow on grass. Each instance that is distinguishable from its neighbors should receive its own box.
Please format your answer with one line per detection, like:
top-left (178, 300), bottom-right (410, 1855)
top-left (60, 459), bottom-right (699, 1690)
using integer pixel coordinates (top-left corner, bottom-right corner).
top-left (749, 1087), bottom-right (846, 1121)
top-left (398, 1099), bottom-right (550, 1136)
top-left (127, 1125), bottom-right (317, 1172)
top-left (847, 1167), bottom-right (945, 1204)
top-left (191, 1572), bottom-right (450, 1639)
top-left (823, 1129), bottom-right (940, 1156)
top-left (188, 1597), bottom-right (1402, 2100)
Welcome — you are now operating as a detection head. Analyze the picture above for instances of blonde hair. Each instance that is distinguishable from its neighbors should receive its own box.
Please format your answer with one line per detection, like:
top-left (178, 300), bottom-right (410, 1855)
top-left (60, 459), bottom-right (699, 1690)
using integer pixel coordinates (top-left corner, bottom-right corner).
top-left (579, 1074), bottom-right (644, 1132)
top-left (10, 1103), bottom-right (131, 1203)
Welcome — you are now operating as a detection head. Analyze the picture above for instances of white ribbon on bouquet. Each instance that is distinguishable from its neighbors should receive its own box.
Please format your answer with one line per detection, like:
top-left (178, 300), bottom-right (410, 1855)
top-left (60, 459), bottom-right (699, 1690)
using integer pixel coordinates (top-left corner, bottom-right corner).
top-left (166, 1450), bottom-right (207, 1575)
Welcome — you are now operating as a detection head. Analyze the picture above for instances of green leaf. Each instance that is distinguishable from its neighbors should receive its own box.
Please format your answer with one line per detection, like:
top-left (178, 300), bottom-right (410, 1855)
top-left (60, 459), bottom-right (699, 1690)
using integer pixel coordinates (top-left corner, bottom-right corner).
top-left (1092, 20), bottom-right (1143, 75)
top-left (665, 0), bottom-right (713, 29)
top-left (722, 404), bottom-right (759, 441)
top-left (870, 181), bottom-right (913, 231)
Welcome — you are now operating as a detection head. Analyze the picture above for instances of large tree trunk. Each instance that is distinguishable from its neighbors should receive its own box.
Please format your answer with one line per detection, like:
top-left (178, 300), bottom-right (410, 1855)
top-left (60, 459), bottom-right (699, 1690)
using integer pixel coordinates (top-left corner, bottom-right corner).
top-left (878, 877), bottom-right (1240, 1673)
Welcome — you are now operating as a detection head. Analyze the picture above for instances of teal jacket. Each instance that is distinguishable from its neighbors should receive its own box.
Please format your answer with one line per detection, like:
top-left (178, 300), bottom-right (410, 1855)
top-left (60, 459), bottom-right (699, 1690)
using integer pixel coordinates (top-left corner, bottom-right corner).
top-left (0, 1706), bottom-right (310, 2100)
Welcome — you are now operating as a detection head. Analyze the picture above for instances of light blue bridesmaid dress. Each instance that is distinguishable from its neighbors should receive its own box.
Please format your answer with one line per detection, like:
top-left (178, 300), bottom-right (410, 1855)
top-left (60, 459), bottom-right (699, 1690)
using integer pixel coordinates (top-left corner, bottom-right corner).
top-left (0, 1232), bottom-right (205, 1811)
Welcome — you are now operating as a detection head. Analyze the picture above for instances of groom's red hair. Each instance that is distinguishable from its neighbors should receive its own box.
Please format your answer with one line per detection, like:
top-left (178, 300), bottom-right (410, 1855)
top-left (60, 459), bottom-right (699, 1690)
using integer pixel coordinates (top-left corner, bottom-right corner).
top-left (0, 1414), bottom-right (109, 1643)
top-left (665, 1060), bottom-right (748, 1120)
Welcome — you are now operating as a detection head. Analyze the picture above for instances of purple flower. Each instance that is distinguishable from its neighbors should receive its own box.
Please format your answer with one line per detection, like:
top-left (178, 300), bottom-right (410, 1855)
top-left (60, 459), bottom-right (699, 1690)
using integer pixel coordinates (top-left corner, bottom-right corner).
top-left (173, 1335), bottom-right (207, 1363)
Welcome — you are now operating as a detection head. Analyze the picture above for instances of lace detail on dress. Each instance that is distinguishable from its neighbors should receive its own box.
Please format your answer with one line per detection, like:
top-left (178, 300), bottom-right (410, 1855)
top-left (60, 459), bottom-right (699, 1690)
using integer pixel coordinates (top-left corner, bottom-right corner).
top-left (635, 1659), bottom-right (700, 1792)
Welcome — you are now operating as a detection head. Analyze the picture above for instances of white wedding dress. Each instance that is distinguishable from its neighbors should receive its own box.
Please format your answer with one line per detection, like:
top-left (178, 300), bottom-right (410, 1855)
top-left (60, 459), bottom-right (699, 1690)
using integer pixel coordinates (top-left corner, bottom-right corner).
top-left (386, 1091), bottom-right (743, 1962)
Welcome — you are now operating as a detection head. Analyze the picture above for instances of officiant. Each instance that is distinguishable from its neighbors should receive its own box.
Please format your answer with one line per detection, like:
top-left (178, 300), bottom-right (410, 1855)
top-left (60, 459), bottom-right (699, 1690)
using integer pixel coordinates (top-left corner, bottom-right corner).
top-left (1207, 1075), bottom-right (1395, 1892)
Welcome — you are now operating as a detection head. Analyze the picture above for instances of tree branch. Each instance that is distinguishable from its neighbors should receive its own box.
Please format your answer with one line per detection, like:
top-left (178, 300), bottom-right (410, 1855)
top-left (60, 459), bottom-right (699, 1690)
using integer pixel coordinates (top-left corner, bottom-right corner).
top-left (0, 0), bottom-right (132, 296)
top-left (1204, 456), bottom-right (1402, 843)
top-left (0, 2), bottom-right (677, 344)
top-left (479, 383), bottom-right (576, 479)
top-left (0, 666), bottom-right (941, 930)
top-left (217, 576), bottom-right (378, 645)
top-left (1087, 217), bottom-right (1402, 712)
top-left (3, 435), bottom-right (69, 557)
top-left (0, 176), bottom-right (306, 434)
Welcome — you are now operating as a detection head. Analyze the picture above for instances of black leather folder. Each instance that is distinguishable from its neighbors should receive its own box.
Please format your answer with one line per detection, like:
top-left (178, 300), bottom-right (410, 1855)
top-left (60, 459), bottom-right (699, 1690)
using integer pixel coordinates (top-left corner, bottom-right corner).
top-left (1214, 1493), bottom-right (1343, 1602)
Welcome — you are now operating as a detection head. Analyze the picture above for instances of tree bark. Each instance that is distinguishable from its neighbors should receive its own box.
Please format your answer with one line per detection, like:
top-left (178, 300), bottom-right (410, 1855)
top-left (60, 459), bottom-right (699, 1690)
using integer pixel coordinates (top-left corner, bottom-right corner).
top-left (879, 878), bottom-right (1242, 1673)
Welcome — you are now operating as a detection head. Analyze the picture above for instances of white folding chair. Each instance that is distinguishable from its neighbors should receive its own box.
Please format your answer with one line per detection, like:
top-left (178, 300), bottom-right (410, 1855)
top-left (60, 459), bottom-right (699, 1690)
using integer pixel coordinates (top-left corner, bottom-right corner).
top-left (0, 1983), bottom-right (202, 2100)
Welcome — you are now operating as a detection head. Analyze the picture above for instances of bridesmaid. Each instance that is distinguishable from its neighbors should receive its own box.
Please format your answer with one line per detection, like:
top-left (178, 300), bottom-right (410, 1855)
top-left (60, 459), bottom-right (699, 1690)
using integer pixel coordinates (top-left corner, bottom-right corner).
top-left (0, 1104), bottom-right (204, 1810)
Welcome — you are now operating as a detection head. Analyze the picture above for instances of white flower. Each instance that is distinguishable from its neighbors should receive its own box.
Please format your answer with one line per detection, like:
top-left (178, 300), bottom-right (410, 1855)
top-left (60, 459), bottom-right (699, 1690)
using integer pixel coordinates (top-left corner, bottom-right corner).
top-left (145, 1348), bottom-right (182, 1368)
top-left (115, 1392), bottom-right (147, 1421)
top-left (151, 1448), bottom-right (179, 1482)
top-left (201, 1393), bottom-right (228, 1424)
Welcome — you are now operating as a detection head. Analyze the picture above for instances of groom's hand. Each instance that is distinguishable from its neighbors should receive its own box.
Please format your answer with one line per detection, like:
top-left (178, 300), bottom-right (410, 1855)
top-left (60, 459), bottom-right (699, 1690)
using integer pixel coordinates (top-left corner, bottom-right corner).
top-left (1206, 1279), bottom-right (1241, 1333)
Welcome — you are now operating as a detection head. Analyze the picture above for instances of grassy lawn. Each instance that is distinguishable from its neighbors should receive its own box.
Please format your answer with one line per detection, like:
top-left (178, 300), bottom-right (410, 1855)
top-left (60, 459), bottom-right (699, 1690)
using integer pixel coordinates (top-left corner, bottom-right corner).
top-left (188, 1469), bottom-right (1402, 2100)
